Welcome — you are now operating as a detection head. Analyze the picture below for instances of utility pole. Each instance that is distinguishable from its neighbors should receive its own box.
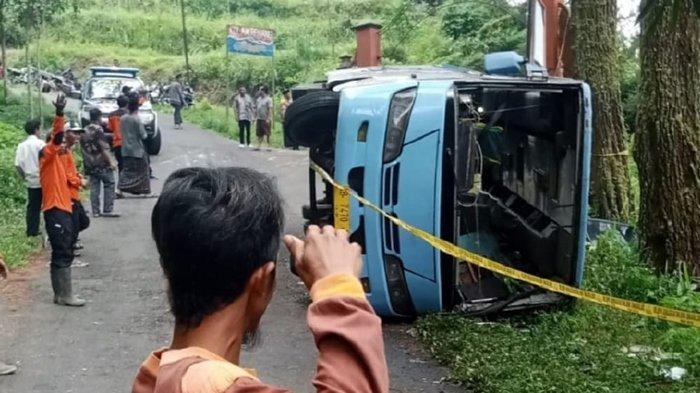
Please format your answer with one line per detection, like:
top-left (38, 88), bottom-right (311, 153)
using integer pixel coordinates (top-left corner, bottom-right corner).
top-left (179, 0), bottom-right (191, 84)
top-left (25, 42), bottom-right (31, 116)
top-left (37, 14), bottom-right (43, 127)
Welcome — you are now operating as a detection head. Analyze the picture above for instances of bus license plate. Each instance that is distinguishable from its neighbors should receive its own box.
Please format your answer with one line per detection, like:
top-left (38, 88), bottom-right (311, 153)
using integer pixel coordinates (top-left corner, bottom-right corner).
top-left (333, 187), bottom-right (350, 230)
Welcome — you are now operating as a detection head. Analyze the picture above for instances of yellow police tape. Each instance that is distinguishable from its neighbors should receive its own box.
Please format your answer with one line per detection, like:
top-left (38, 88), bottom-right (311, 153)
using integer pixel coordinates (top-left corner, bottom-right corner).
top-left (310, 162), bottom-right (700, 328)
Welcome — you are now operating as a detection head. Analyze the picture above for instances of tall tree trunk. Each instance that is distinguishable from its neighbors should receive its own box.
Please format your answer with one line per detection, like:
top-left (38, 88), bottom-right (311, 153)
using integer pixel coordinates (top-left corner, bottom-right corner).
top-left (25, 43), bottom-right (32, 116)
top-left (571, 0), bottom-right (633, 221)
top-left (0, 0), bottom-right (7, 104)
top-left (635, 0), bottom-right (700, 275)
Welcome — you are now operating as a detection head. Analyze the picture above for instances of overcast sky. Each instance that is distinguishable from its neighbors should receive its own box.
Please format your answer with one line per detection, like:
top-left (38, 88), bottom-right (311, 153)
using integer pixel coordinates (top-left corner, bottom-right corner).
top-left (617, 0), bottom-right (640, 38)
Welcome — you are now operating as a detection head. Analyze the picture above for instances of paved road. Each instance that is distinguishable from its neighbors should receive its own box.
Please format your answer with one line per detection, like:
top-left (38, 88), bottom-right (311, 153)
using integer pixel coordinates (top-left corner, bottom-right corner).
top-left (0, 105), bottom-right (463, 392)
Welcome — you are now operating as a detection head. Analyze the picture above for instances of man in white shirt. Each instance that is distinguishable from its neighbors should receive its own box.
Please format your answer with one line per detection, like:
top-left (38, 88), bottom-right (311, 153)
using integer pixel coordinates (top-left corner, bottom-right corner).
top-left (15, 119), bottom-right (46, 237)
top-left (232, 86), bottom-right (254, 148)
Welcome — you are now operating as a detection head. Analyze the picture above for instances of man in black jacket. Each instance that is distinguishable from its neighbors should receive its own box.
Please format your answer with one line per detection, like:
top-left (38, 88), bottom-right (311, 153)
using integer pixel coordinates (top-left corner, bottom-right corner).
top-left (80, 108), bottom-right (119, 217)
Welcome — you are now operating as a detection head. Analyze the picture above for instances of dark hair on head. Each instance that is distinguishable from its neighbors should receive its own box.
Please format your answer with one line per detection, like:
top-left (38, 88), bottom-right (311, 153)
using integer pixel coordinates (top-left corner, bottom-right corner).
top-left (127, 91), bottom-right (140, 113)
top-left (121, 85), bottom-right (132, 95)
top-left (260, 86), bottom-right (268, 94)
top-left (175, 74), bottom-right (182, 80)
top-left (89, 107), bottom-right (102, 122)
top-left (116, 94), bottom-right (128, 108)
top-left (151, 167), bottom-right (285, 328)
top-left (24, 118), bottom-right (41, 135)
top-left (283, 89), bottom-right (290, 94)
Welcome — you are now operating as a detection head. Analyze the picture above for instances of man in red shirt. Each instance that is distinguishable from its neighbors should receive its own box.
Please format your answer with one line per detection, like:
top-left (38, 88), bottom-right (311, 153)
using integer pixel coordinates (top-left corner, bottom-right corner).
top-left (40, 95), bottom-right (86, 307)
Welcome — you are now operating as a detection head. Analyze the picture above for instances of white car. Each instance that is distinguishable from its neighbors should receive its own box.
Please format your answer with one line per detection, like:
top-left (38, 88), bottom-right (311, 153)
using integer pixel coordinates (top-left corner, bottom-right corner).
top-left (80, 67), bottom-right (161, 155)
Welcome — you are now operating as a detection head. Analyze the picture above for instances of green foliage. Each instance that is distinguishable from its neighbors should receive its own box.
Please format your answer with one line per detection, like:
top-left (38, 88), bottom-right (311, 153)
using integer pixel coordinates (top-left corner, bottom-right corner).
top-left (620, 38), bottom-right (640, 132)
top-left (18, 2), bottom-right (379, 100)
top-left (584, 231), bottom-right (675, 302)
top-left (0, 0), bottom-right (66, 46)
top-left (0, 87), bottom-right (42, 268)
top-left (417, 231), bottom-right (700, 392)
top-left (440, 0), bottom-right (526, 68)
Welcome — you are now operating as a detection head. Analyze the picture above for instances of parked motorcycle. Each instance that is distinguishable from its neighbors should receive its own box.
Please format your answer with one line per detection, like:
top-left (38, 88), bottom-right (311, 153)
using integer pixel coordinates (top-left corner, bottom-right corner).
top-left (53, 69), bottom-right (82, 99)
top-left (147, 83), bottom-right (164, 104)
top-left (183, 85), bottom-right (195, 107)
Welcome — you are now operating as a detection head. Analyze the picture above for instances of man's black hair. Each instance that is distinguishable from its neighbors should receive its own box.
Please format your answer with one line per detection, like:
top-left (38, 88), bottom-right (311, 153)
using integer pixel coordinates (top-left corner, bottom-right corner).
top-left (116, 94), bottom-right (128, 108)
top-left (127, 91), bottom-right (140, 113)
top-left (24, 118), bottom-right (41, 135)
top-left (283, 89), bottom-right (290, 94)
top-left (89, 108), bottom-right (102, 123)
top-left (260, 86), bottom-right (268, 94)
top-left (151, 167), bottom-right (284, 328)
top-left (121, 85), bottom-right (132, 95)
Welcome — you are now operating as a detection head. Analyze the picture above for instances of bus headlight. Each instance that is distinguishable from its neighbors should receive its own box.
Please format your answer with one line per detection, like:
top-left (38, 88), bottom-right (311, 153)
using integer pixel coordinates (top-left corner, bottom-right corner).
top-left (383, 87), bottom-right (417, 163)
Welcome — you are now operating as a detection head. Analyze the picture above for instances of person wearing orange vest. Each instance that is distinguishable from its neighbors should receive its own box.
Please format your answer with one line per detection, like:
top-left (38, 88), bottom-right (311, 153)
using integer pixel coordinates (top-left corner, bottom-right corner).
top-left (40, 94), bottom-right (86, 307)
top-left (108, 94), bottom-right (127, 172)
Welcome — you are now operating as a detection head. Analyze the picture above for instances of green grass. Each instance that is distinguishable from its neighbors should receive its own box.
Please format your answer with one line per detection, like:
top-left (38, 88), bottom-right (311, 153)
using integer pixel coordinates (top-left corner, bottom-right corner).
top-left (417, 232), bottom-right (700, 393)
top-left (0, 89), bottom-right (50, 268)
top-left (157, 98), bottom-right (286, 148)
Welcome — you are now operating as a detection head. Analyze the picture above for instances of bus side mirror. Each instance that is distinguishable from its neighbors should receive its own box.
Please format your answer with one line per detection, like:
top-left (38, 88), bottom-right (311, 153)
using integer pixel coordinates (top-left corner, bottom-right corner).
top-left (484, 51), bottom-right (524, 76)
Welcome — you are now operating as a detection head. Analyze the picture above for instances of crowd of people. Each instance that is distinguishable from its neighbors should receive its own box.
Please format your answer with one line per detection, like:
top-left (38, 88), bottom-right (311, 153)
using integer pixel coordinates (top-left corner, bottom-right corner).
top-left (12, 79), bottom-right (294, 309)
top-left (7, 79), bottom-right (391, 392)
top-left (230, 84), bottom-right (292, 151)
top-left (13, 91), bottom-right (155, 309)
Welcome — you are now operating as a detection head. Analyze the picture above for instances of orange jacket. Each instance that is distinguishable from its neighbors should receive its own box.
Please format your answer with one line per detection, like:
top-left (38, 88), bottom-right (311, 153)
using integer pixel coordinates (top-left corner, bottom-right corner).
top-left (40, 116), bottom-right (73, 213)
top-left (63, 151), bottom-right (81, 201)
top-left (132, 274), bottom-right (389, 393)
top-left (108, 109), bottom-right (125, 148)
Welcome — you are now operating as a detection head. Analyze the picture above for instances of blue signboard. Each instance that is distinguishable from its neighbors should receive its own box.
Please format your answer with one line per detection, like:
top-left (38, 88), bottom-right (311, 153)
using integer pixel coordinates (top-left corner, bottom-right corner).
top-left (227, 25), bottom-right (275, 57)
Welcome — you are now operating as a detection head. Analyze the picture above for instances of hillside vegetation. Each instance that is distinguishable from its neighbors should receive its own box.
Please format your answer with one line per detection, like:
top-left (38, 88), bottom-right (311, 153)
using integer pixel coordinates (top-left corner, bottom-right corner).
top-left (8, 0), bottom-right (527, 102)
top-left (0, 87), bottom-right (51, 268)
top-left (4, 0), bottom-right (532, 146)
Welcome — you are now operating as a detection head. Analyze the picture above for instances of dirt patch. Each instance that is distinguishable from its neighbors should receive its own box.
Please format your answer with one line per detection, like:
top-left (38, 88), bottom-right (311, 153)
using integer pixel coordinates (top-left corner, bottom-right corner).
top-left (0, 250), bottom-right (48, 311)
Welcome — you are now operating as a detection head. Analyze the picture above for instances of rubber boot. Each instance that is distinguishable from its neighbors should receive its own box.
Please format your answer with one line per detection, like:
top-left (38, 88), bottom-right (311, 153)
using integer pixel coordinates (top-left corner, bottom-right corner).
top-left (0, 361), bottom-right (17, 375)
top-left (51, 267), bottom-right (86, 307)
top-left (50, 267), bottom-right (60, 304)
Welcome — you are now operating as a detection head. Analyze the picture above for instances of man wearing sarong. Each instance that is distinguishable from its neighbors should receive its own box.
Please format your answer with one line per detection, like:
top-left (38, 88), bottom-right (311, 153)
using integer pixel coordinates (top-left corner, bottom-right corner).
top-left (118, 92), bottom-right (151, 196)
top-left (255, 86), bottom-right (273, 151)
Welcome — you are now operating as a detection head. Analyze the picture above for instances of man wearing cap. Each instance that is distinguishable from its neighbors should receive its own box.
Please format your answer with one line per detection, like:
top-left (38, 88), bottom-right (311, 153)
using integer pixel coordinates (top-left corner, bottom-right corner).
top-left (62, 124), bottom-right (88, 255)
top-left (82, 107), bottom-right (119, 218)
top-left (40, 94), bottom-right (86, 306)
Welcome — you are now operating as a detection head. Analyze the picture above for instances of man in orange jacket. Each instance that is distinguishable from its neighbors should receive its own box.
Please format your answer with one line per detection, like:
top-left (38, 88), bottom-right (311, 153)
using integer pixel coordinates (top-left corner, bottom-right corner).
top-left (132, 167), bottom-right (389, 393)
top-left (40, 95), bottom-right (86, 307)
top-left (108, 94), bottom-right (127, 172)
